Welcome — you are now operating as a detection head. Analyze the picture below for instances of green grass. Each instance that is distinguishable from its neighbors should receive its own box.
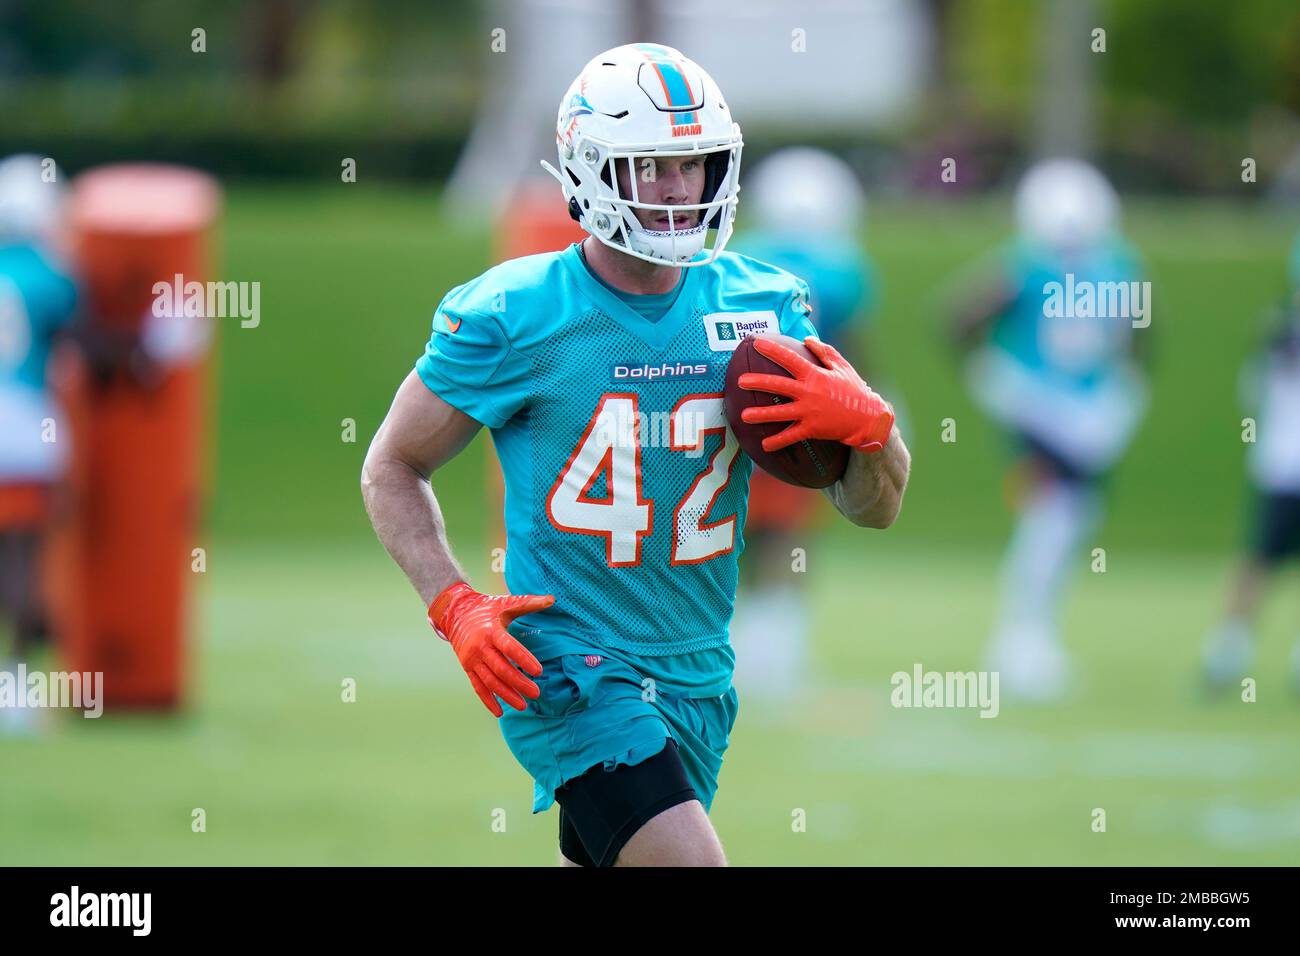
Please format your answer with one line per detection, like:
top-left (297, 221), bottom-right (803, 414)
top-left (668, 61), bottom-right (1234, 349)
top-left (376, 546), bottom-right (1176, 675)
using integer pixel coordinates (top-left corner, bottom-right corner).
top-left (3, 185), bottom-right (1299, 864)
top-left (3, 539), bottom-right (1298, 865)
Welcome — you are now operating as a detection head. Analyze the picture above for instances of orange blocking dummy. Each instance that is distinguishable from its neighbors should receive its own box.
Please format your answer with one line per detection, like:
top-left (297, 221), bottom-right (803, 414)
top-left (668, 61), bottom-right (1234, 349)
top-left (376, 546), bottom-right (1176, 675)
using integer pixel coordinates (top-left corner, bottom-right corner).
top-left (51, 164), bottom-right (221, 710)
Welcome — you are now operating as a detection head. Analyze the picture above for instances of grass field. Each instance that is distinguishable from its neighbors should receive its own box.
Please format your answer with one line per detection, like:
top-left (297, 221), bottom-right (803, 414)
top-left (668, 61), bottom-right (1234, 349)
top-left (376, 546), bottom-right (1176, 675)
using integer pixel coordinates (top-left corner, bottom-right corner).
top-left (2, 186), bottom-right (1299, 865)
top-left (4, 540), bottom-right (1299, 865)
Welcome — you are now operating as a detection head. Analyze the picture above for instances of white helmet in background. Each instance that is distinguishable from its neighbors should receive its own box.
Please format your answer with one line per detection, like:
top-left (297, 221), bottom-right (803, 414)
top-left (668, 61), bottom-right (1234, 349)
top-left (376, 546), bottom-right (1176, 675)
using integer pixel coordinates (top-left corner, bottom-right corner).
top-left (0, 153), bottom-right (65, 245)
top-left (542, 43), bottom-right (743, 267)
top-left (747, 147), bottom-right (866, 238)
top-left (1014, 158), bottom-right (1118, 253)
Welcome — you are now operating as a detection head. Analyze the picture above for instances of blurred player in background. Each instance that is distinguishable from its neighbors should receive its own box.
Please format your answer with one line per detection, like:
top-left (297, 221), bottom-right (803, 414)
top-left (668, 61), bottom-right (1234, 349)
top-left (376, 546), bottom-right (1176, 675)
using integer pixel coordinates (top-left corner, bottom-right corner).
top-left (363, 44), bottom-right (907, 867)
top-left (728, 148), bottom-right (880, 702)
top-left (0, 154), bottom-right (78, 732)
top-left (1203, 233), bottom-right (1300, 692)
top-left (951, 159), bottom-right (1148, 701)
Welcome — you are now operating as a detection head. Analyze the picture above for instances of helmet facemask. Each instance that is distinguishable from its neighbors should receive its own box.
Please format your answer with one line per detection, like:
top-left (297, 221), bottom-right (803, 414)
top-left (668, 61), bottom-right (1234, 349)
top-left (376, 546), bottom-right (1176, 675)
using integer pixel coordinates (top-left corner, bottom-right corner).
top-left (543, 44), bottom-right (744, 267)
top-left (548, 137), bottom-right (742, 268)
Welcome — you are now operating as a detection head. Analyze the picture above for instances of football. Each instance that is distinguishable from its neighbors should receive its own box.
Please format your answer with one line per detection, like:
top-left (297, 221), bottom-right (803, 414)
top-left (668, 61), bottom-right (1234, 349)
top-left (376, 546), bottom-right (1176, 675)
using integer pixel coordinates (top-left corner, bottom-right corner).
top-left (723, 333), bottom-right (849, 488)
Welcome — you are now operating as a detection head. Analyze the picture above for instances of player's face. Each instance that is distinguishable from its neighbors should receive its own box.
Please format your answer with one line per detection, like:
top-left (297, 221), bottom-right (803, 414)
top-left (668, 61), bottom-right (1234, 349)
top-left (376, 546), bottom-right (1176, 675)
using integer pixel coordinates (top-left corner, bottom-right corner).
top-left (616, 155), bottom-right (706, 232)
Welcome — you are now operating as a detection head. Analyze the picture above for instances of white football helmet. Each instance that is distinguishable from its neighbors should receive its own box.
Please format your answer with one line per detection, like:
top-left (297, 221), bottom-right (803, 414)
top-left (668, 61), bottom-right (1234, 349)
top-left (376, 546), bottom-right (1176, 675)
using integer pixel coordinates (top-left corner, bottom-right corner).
top-left (0, 153), bottom-right (65, 245)
top-left (1014, 158), bottom-right (1119, 254)
top-left (746, 147), bottom-right (866, 239)
top-left (541, 43), bottom-right (743, 267)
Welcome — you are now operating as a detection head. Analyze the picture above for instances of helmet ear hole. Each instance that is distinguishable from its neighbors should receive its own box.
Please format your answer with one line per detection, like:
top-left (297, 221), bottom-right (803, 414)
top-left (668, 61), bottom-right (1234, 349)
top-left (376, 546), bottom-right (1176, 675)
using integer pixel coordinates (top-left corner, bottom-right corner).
top-left (568, 197), bottom-right (583, 223)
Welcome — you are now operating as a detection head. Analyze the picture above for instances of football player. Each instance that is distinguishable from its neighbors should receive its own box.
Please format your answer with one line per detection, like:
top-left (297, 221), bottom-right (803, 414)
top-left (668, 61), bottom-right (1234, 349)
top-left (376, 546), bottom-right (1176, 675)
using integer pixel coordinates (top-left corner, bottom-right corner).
top-left (0, 154), bottom-right (77, 733)
top-left (362, 44), bottom-right (909, 867)
top-left (1203, 232), bottom-right (1300, 692)
top-left (728, 147), bottom-right (881, 702)
top-left (951, 159), bottom-right (1148, 701)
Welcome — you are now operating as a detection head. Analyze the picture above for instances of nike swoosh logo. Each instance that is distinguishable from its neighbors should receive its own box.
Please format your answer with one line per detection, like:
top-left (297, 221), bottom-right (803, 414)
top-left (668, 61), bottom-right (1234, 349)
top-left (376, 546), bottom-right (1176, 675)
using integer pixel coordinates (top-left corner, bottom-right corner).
top-left (445, 314), bottom-right (462, 333)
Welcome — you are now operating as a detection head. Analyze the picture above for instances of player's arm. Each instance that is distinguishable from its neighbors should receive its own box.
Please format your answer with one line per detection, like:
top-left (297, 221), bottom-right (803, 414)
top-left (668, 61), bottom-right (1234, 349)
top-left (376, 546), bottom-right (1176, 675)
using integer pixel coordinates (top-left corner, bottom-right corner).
top-left (361, 369), bottom-right (480, 606)
top-left (822, 426), bottom-right (910, 529)
top-left (361, 370), bottom-right (551, 717)
top-left (950, 274), bottom-right (1017, 351)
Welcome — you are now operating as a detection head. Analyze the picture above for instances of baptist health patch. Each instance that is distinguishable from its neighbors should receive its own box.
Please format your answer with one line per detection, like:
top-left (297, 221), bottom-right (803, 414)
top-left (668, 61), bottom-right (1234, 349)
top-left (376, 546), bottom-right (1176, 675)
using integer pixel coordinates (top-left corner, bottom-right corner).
top-left (703, 311), bottom-right (780, 352)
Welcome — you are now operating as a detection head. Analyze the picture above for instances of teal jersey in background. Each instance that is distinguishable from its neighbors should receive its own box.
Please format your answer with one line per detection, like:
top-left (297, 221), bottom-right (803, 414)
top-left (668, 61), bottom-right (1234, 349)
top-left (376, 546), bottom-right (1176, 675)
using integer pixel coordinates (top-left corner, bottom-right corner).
top-left (991, 237), bottom-right (1144, 393)
top-left (967, 236), bottom-right (1149, 474)
top-left (730, 231), bottom-right (875, 351)
top-left (0, 241), bottom-right (78, 482)
top-left (416, 243), bottom-right (816, 688)
top-left (0, 241), bottom-right (77, 393)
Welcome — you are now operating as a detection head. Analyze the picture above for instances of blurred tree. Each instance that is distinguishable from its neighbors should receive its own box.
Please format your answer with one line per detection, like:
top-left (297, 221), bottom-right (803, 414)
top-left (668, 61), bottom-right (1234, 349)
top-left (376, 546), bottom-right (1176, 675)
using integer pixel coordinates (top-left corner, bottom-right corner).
top-left (242, 0), bottom-right (308, 84)
top-left (1104, 0), bottom-right (1290, 125)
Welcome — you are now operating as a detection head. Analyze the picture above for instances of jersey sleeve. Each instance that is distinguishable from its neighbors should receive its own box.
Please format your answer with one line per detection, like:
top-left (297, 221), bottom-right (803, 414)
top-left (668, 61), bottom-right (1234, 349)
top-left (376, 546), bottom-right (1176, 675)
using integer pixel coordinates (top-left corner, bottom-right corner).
top-left (776, 275), bottom-right (819, 342)
top-left (414, 287), bottom-right (530, 429)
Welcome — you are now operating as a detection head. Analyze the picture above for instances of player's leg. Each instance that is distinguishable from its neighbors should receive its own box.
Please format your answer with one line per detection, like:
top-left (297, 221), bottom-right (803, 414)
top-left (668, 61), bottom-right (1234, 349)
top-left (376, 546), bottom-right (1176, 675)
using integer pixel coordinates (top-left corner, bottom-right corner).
top-left (987, 446), bottom-right (1100, 700)
top-left (0, 484), bottom-right (50, 660)
top-left (0, 525), bottom-right (45, 735)
top-left (560, 803), bottom-right (724, 866)
top-left (614, 798), bottom-right (726, 866)
top-left (733, 526), bottom-right (809, 701)
top-left (1226, 558), bottom-right (1270, 620)
top-left (506, 651), bottom-right (738, 867)
top-left (553, 737), bottom-right (726, 867)
top-left (733, 471), bottom-right (816, 702)
top-left (1203, 558), bottom-right (1271, 690)
top-left (1204, 491), bottom-right (1296, 689)
top-left (5, 530), bottom-right (46, 659)
top-left (0, 530), bottom-right (34, 644)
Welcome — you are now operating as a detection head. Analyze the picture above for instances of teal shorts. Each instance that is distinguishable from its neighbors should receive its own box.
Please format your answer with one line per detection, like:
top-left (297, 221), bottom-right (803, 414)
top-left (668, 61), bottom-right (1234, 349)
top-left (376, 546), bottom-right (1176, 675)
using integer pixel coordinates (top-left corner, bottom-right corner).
top-left (497, 636), bottom-right (740, 814)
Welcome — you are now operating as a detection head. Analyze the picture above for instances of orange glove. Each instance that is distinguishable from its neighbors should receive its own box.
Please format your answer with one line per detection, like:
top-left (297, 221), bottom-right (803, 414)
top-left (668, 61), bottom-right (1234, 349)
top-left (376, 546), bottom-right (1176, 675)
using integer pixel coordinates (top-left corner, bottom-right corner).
top-left (428, 582), bottom-right (554, 717)
top-left (738, 336), bottom-right (895, 454)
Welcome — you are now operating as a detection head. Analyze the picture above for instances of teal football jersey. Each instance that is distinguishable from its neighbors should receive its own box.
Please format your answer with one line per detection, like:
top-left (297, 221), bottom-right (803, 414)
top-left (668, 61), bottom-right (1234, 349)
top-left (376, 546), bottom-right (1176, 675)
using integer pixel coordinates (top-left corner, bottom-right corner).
top-left (416, 242), bottom-right (817, 662)
top-left (0, 241), bottom-right (78, 481)
top-left (991, 237), bottom-right (1144, 393)
top-left (0, 241), bottom-right (77, 393)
